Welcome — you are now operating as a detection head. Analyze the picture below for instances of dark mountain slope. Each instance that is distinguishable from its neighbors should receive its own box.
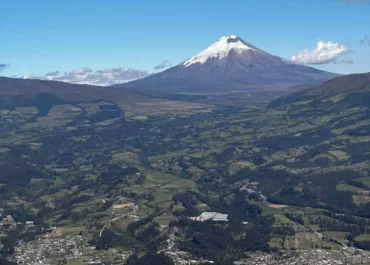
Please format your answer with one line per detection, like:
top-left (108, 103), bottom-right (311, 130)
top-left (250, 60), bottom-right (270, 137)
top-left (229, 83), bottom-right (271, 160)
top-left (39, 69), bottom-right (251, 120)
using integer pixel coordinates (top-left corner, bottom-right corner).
top-left (0, 77), bottom-right (150, 103)
top-left (0, 77), bottom-right (208, 112)
top-left (269, 72), bottom-right (370, 109)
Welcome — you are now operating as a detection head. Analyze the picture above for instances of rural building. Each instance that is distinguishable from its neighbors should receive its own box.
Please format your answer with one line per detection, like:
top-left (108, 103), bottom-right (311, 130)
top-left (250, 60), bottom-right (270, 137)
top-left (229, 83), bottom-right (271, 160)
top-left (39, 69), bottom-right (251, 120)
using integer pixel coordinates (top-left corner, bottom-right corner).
top-left (189, 212), bottom-right (229, 222)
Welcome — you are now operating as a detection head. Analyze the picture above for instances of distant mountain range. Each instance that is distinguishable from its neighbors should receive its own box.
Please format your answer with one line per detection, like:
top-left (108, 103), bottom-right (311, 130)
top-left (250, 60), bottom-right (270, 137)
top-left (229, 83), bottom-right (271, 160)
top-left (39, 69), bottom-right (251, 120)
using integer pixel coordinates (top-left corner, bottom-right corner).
top-left (0, 76), bottom-right (207, 113)
top-left (116, 35), bottom-right (339, 93)
top-left (0, 76), bottom-right (148, 104)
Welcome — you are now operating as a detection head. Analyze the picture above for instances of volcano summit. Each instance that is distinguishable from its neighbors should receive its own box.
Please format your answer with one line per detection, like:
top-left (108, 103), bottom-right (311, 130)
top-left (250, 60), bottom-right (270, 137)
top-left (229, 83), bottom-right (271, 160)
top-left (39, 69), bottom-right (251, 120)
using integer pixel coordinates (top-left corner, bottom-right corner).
top-left (119, 35), bottom-right (338, 93)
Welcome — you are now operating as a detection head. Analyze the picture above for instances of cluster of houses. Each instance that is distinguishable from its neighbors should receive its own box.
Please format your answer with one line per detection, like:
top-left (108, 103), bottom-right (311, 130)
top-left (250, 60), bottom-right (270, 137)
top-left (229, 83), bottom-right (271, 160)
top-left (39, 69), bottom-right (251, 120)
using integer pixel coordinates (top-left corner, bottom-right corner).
top-left (14, 232), bottom-right (104, 265)
top-left (355, 190), bottom-right (370, 196)
top-left (0, 214), bottom-right (35, 228)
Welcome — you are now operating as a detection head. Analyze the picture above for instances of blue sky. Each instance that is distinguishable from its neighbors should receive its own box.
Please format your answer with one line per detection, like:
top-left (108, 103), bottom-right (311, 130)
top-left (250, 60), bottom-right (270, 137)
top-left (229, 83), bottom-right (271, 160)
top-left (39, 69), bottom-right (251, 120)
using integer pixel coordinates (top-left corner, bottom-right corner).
top-left (1, 0), bottom-right (369, 78)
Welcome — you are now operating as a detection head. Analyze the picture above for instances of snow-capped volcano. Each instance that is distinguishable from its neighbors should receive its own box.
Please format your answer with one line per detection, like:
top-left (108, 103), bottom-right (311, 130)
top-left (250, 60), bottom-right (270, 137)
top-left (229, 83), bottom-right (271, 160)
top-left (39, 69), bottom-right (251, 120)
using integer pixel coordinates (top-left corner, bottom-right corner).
top-left (183, 35), bottom-right (256, 67)
top-left (117, 35), bottom-right (338, 92)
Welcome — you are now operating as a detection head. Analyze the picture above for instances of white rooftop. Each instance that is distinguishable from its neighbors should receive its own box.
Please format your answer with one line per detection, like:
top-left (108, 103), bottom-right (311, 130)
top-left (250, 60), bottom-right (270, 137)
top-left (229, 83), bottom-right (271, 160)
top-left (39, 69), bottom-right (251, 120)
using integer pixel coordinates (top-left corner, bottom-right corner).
top-left (190, 212), bottom-right (229, 222)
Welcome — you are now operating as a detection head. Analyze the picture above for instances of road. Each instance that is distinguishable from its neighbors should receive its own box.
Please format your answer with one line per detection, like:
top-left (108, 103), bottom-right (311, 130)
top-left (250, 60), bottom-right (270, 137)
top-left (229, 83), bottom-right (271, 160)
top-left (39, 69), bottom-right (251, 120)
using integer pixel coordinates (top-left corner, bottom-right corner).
top-left (99, 205), bottom-right (138, 238)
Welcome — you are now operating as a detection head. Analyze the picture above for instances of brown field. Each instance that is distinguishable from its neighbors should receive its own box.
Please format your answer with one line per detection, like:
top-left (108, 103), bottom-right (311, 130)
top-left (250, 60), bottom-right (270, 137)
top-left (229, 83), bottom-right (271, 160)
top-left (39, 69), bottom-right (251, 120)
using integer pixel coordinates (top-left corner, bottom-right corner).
top-left (55, 229), bottom-right (62, 237)
top-left (132, 101), bottom-right (212, 114)
top-left (113, 203), bottom-right (132, 209)
top-left (0, 147), bottom-right (9, 153)
top-left (268, 204), bottom-right (288, 209)
top-left (55, 226), bottom-right (86, 237)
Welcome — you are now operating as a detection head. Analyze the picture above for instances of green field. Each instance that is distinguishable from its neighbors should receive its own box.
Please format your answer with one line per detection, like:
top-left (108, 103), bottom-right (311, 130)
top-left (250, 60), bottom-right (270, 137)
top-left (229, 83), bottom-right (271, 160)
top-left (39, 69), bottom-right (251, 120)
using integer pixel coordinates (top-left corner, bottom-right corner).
top-left (355, 234), bottom-right (370, 242)
top-left (336, 183), bottom-right (365, 192)
top-left (66, 259), bottom-right (84, 265)
top-left (1, 81), bottom-right (370, 264)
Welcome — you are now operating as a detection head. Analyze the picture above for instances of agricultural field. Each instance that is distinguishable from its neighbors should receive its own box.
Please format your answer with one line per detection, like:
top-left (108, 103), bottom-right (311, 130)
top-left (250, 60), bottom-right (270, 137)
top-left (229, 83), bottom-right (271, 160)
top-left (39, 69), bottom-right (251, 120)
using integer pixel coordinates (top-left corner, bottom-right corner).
top-left (1, 88), bottom-right (370, 265)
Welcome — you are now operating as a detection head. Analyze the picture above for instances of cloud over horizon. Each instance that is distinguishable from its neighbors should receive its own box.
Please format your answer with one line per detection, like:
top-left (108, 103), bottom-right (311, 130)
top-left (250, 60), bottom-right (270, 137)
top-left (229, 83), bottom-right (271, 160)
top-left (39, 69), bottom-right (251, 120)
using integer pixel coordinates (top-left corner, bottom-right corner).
top-left (154, 60), bottom-right (172, 70)
top-left (291, 41), bottom-right (350, 65)
top-left (23, 67), bottom-right (150, 86)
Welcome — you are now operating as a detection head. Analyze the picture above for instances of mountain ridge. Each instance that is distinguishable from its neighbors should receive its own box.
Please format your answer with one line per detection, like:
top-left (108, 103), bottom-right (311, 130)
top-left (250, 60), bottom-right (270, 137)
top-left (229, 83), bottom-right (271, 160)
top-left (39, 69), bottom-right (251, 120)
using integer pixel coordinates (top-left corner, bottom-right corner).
top-left (0, 76), bottom-right (210, 113)
top-left (269, 72), bottom-right (370, 108)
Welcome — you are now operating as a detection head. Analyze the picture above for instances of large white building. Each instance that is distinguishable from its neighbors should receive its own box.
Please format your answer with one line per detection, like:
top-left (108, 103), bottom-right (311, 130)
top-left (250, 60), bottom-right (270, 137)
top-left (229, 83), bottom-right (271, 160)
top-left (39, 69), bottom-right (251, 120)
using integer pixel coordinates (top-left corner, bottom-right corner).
top-left (189, 212), bottom-right (229, 222)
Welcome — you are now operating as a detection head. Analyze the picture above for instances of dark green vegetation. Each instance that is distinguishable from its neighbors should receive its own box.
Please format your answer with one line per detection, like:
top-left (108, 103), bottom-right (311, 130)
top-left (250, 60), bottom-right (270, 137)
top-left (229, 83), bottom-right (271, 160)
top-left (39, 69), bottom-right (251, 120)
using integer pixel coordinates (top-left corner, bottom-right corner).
top-left (168, 192), bottom-right (284, 264)
top-left (1, 73), bottom-right (370, 264)
top-left (126, 253), bottom-right (174, 265)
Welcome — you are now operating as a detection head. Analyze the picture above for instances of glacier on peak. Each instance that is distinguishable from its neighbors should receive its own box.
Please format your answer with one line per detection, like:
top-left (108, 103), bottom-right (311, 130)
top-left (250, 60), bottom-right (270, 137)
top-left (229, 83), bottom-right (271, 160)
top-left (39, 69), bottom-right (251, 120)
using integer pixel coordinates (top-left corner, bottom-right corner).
top-left (183, 35), bottom-right (255, 67)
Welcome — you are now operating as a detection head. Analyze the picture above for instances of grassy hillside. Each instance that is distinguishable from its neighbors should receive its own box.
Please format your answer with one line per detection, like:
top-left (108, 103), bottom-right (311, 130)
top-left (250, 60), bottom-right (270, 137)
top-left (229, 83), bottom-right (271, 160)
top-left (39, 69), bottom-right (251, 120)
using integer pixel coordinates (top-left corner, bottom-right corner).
top-left (270, 72), bottom-right (370, 108)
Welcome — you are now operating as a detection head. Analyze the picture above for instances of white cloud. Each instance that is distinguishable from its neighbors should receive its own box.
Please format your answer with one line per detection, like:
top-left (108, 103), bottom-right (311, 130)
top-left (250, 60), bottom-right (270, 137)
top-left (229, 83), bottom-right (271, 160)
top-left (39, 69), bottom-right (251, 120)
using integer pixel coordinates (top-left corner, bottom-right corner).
top-left (291, 41), bottom-right (350, 65)
top-left (23, 67), bottom-right (149, 86)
